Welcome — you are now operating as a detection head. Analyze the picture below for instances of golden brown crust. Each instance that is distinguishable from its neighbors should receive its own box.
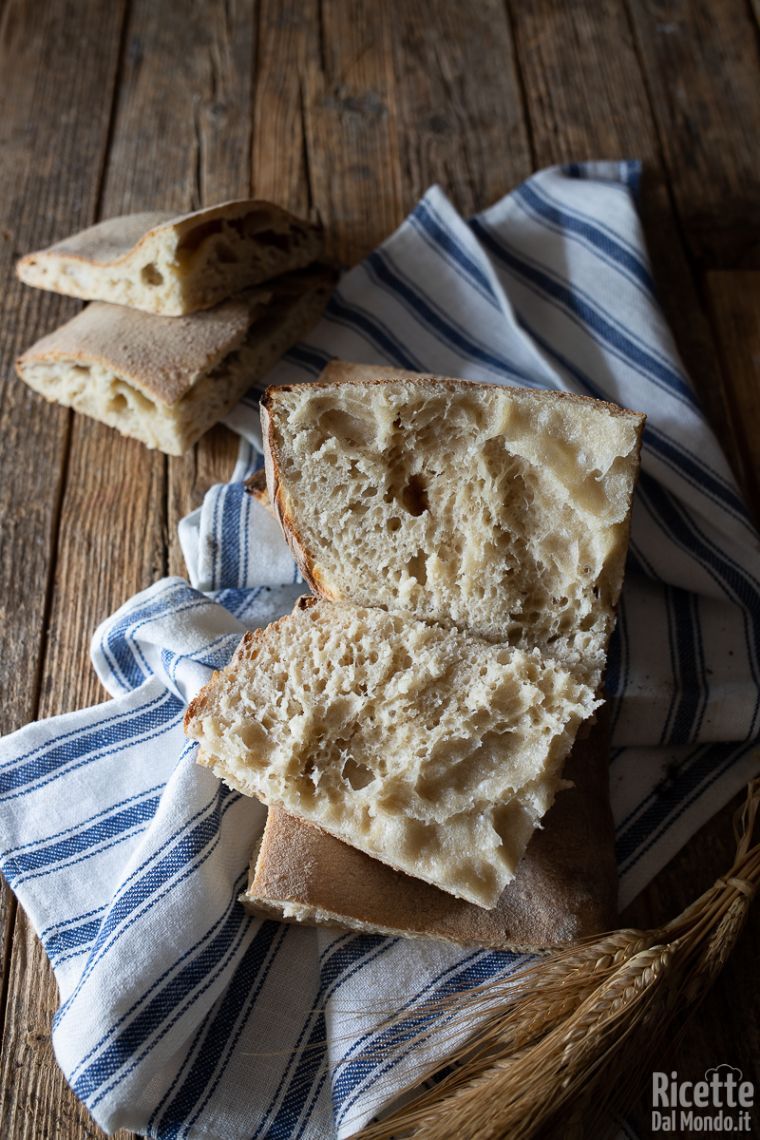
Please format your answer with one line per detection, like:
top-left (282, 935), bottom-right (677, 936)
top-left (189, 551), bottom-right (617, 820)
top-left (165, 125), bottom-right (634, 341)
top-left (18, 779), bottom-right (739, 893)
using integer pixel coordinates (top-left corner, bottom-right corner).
top-left (244, 469), bottom-right (270, 507)
top-left (242, 705), bottom-right (617, 950)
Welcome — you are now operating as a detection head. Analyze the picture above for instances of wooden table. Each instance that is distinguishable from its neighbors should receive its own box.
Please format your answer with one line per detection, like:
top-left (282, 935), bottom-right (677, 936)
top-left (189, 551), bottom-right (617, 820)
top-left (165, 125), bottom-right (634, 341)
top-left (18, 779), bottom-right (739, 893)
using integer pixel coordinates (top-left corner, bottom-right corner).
top-left (0, 2), bottom-right (758, 1136)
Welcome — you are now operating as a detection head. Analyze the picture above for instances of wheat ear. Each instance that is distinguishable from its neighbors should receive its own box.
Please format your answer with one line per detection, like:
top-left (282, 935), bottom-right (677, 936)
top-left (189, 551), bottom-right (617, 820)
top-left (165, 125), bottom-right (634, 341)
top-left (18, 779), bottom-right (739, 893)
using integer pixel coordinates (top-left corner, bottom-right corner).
top-left (353, 777), bottom-right (760, 1140)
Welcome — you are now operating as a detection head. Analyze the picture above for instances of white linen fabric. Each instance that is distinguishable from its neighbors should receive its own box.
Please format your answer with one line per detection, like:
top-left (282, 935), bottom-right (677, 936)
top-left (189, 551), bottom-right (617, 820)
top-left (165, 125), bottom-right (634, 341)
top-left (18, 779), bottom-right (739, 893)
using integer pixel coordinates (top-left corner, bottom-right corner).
top-left (1, 162), bottom-right (758, 1139)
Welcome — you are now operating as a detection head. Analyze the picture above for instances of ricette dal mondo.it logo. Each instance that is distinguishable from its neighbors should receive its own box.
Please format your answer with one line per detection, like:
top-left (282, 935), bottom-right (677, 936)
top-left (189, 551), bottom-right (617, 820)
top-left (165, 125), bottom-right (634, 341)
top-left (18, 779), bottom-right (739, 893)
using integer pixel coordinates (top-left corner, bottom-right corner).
top-left (652, 1065), bottom-right (755, 1133)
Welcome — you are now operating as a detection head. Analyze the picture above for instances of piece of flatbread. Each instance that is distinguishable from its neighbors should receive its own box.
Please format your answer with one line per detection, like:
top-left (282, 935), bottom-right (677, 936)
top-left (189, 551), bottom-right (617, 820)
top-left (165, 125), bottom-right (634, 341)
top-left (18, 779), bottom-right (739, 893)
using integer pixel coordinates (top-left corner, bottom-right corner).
top-left (16, 199), bottom-right (323, 316)
top-left (185, 597), bottom-right (599, 909)
top-left (16, 268), bottom-right (334, 455)
top-left (241, 707), bottom-right (617, 949)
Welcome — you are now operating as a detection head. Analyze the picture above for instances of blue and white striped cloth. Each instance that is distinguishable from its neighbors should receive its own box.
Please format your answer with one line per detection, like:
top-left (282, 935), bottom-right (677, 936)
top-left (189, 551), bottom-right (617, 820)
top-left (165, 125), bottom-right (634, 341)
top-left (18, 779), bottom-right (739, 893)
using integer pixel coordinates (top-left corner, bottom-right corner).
top-left (1, 163), bottom-right (758, 1138)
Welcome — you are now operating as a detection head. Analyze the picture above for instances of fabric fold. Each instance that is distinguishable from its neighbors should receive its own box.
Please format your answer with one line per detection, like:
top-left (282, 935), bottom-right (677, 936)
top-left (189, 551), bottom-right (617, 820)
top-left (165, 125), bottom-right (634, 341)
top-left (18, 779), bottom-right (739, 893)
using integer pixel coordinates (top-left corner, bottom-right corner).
top-left (1, 161), bottom-right (758, 1139)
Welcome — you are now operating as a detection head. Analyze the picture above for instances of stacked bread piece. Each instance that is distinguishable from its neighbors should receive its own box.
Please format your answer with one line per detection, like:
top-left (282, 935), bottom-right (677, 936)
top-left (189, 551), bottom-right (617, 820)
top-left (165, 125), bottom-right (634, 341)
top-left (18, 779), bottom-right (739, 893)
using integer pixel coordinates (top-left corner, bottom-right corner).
top-left (185, 363), bottom-right (645, 948)
top-left (15, 201), bottom-right (333, 453)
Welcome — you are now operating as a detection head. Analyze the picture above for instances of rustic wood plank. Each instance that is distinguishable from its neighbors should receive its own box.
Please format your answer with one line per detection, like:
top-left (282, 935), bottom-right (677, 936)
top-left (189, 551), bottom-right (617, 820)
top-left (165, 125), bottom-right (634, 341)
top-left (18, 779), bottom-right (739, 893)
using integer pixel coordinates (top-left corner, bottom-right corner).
top-left (0, 1), bottom-right (130, 1137)
top-left (507, 0), bottom-right (751, 511)
top-left (302, 0), bottom-right (404, 264)
top-left (507, 0), bottom-right (760, 1119)
top-left (252, 0), bottom-right (317, 219)
top-left (704, 271), bottom-right (760, 519)
top-left (167, 0), bottom-right (258, 576)
top-left (626, 0), bottom-right (760, 269)
top-left (0, 3), bottom-right (261, 1137)
top-left (390, 0), bottom-right (531, 214)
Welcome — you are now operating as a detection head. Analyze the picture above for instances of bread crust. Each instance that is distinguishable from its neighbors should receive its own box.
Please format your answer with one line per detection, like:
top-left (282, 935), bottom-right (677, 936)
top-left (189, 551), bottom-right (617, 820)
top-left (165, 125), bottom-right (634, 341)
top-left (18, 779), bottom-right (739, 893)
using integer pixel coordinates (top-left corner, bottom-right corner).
top-left (241, 703), bottom-right (617, 950)
top-left (17, 199), bottom-right (320, 272)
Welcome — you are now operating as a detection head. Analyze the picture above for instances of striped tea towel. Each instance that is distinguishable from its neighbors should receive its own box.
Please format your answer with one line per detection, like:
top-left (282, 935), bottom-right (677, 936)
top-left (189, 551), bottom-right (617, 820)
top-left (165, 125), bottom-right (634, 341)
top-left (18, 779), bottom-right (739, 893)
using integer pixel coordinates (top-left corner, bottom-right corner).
top-left (1, 162), bottom-right (759, 1139)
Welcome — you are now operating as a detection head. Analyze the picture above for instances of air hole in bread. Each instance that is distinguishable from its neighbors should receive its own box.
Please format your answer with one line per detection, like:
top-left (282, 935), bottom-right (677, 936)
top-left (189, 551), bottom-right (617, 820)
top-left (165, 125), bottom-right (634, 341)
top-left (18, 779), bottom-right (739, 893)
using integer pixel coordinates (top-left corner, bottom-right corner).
top-left (399, 473), bottom-right (429, 516)
top-left (406, 550), bottom-right (427, 585)
top-left (342, 757), bottom-right (374, 790)
top-left (317, 407), bottom-right (375, 446)
top-left (71, 365), bottom-right (91, 376)
top-left (215, 242), bottom-right (237, 264)
top-left (255, 228), bottom-right (292, 252)
top-left (141, 262), bottom-right (164, 286)
top-left (109, 393), bottom-right (128, 412)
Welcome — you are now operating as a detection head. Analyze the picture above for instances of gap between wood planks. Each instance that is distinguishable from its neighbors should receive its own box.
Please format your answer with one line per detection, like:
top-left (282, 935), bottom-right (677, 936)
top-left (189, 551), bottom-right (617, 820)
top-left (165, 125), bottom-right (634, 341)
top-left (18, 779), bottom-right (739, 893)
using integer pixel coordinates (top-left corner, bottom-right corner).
top-left (1, 1), bottom-right (758, 1137)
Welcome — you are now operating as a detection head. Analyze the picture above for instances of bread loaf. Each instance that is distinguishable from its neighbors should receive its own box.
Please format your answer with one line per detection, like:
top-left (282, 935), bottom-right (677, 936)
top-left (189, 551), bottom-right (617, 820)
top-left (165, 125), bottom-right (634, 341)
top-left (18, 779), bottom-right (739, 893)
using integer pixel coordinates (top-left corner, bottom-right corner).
top-left (262, 363), bottom-right (644, 689)
top-left (185, 597), bottom-right (598, 909)
top-left (16, 199), bottom-right (323, 316)
top-left (16, 269), bottom-right (333, 455)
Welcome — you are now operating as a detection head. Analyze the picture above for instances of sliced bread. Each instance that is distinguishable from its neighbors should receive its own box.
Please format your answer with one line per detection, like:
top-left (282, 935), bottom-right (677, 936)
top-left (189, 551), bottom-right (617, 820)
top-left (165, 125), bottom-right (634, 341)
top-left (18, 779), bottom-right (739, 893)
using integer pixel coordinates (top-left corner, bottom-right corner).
top-left (261, 363), bottom-right (644, 688)
top-left (16, 268), bottom-right (334, 454)
top-left (241, 705), bottom-right (617, 949)
top-left (16, 199), bottom-right (323, 316)
top-left (185, 597), bottom-right (598, 909)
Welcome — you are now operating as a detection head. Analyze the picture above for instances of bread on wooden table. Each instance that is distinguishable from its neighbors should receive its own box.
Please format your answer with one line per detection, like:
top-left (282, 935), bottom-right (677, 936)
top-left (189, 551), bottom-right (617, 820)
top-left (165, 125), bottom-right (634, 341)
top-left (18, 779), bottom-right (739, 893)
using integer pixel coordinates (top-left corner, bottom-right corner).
top-left (241, 705), bottom-right (617, 949)
top-left (261, 363), bottom-right (644, 690)
top-left (16, 268), bottom-right (334, 455)
top-left (184, 597), bottom-right (599, 909)
top-left (16, 199), bottom-right (323, 316)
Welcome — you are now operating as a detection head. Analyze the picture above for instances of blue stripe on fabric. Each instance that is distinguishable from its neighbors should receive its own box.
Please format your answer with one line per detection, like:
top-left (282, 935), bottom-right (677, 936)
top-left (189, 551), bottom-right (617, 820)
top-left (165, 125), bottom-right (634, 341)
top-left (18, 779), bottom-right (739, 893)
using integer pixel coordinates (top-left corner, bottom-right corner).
top-left (152, 921), bottom-right (287, 1139)
top-left (515, 180), bottom-right (656, 296)
top-left (469, 216), bottom-right (698, 409)
top-left (260, 936), bottom-right (394, 1140)
top-left (71, 866), bottom-right (252, 1090)
top-left (79, 874), bottom-right (257, 1108)
top-left (531, 172), bottom-right (648, 267)
top-left (615, 740), bottom-right (750, 871)
top-left (7, 809), bottom-right (156, 887)
top-left (661, 588), bottom-right (705, 747)
top-left (45, 911), bottom-right (107, 965)
top-left (323, 291), bottom-right (422, 370)
top-left (333, 950), bottom-right (523, 1126)
top-left (410, 197), bottom-right (501, 309)
top-left (56, 784), bottom-right (241, 1029)
top-left (0, 689), bottom-right (170, 773)
top-left (99, 582), bottom-right (186, 693)
top-left (0, 694), bottom-right (182, 803)
top-left (1, 784), bottom-right (164, 859)
top-left (283, 343), bottom-right (334, 376)
top-left (365, 248), bottom-right (527, 384)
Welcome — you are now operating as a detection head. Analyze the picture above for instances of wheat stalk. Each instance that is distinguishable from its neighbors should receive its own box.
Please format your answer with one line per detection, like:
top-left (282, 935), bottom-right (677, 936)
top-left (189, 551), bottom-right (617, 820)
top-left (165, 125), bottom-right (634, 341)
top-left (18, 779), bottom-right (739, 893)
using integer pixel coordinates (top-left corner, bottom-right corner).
top-left (353, 777), bottom-right (760, 1139)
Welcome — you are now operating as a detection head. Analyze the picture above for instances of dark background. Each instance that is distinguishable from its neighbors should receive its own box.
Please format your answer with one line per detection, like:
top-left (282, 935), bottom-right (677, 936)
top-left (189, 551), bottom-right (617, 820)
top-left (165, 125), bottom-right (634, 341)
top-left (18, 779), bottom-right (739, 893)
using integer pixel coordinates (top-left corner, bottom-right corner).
top-left (0, 1), bottom-right (758, 1136)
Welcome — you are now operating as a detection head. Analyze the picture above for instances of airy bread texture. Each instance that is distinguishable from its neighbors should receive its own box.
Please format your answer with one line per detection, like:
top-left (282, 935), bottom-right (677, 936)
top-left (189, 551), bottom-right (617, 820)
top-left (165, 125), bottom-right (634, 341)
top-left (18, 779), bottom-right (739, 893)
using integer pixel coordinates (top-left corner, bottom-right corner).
top-left (262, 364), bottom-right (644, 689)
top-left (16, 269), bottom-right (333, 455)
top-left (241, 706), bottom-right (617, 950)
top-left (16, 199), bottom-right (322, 316)
top-left (185, 597), bottom-right (598, 909)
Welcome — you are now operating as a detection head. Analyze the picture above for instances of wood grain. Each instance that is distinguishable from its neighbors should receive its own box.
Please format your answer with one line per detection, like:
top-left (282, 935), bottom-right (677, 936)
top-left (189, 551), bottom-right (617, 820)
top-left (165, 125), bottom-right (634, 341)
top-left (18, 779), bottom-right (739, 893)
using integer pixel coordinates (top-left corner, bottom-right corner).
top-left (508, 0), bottom-right (760, 1122)
top-left (390, 0), bottom-right (531, 213)
top-left (0, 1), bottom-right (129, 1137)
top-left (704, 271), bottom-right (760, 519)
top-left (303, 0), bottom-right (404, 264)
top-left (626, 0), bottom-right (760, 269)
top-left (0, 1), bottom-right (759, 1136)
top-left (507, 0), bottom-right (748, 484)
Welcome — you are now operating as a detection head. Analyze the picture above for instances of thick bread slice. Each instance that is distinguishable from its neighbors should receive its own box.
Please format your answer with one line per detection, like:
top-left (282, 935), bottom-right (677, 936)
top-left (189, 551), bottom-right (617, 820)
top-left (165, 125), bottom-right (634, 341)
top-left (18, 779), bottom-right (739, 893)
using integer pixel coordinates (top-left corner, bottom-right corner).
top-left (184, 597), bottom-right (599, 909)
top-left (16, 199), bottom-right (323, 316)
top-left (241, 706), bottom-right (617, 948)
top-left (261, 364), bottom-right (644, 689)
top-left (16, 268), bottom-right (334, 455)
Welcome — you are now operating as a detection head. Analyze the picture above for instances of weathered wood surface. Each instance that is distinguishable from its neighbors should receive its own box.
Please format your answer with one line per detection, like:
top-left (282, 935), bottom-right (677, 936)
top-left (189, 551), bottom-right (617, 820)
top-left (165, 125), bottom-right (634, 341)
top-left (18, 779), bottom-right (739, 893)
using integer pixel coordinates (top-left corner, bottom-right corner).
top-left (0, 1), bottom-right (757, 1136)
